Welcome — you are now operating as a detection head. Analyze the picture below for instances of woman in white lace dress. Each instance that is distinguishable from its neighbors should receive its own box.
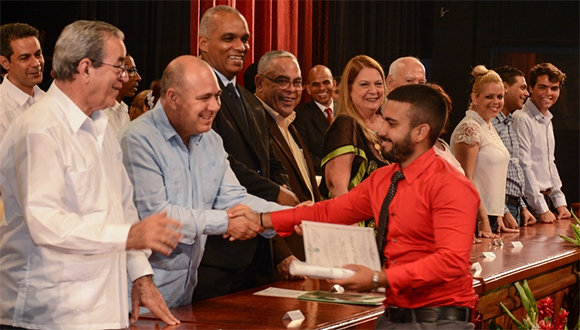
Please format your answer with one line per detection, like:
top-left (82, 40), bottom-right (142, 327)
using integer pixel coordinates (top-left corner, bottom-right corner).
top-left (451, 66), bottom-right (514, 238)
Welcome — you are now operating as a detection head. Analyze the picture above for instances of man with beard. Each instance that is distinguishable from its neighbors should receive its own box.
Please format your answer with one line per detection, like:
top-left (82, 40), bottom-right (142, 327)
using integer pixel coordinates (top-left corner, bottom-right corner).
top-left (233, 84), bottom-right (480, 329)
top-left (104, 54), bottom-right (142, 138)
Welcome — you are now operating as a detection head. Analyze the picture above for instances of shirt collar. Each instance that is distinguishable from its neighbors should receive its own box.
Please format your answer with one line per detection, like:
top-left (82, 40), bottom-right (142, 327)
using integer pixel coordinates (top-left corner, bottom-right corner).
top-left (397, 148), bottom-right (437, 184)
top-left (213, 69), bottom-right (236, 87)
top-left (495, 111), bottom-right (513, 124)
top-left (2, 75), bottom-right (43, 107)
top-left (151, 100), bottom-right (203, 145)
top-left (314, 99), bottom-right (334, 112)
top-left (257, 96), bottom-right (296, 129)
top-left (110, 100), bottom-right (128, 113)
top-left (466, 109), bottom-right (492, 128)
top-left (524, 98), bottom-right (553, 121)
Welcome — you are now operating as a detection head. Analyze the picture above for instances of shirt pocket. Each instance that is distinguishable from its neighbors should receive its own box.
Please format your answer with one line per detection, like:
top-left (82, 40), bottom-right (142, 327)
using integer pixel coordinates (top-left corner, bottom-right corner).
top-left (58, 255), bottom-right (111, 313)
top-left (66, 166), bottom-right (108, 215)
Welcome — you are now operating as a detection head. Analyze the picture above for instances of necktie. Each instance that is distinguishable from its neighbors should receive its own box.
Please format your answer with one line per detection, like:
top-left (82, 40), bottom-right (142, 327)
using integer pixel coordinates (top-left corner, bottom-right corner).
top-left (376, 170), bottom-right (405, 266)
top-left (324, 108), bottom-right (333, 124)
top-left (225, 83), bottom-right (249, 130)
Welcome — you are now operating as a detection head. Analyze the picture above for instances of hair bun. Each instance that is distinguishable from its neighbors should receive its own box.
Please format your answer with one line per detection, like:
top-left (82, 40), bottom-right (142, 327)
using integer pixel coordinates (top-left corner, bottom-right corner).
top-left (472, 65), bottom-right (489, 78)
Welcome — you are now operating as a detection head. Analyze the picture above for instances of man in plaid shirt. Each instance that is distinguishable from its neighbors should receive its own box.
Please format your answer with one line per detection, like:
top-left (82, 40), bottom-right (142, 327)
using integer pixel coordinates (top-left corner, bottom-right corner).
top-left (492, 66), bottom-right (536, 227)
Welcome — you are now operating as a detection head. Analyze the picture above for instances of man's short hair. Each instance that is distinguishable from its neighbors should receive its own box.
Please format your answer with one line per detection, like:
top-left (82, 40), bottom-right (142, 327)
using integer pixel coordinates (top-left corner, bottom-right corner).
top-left (199, 5), bottom-right (244, 38)
top-left (529, 62), bottom-right (566, 87)
top-left (257, 50), bottom-right (297, 75)
top-left (0, 23), bottom-right (40, 60)
top-left (387, 84), bottom-right (447, 146)
top-left (494, 65), bottom-right (524, 85)
top-left (159, 60), bottom-right (184, 97)
top-left (52, 20), bottom-right (124, 81)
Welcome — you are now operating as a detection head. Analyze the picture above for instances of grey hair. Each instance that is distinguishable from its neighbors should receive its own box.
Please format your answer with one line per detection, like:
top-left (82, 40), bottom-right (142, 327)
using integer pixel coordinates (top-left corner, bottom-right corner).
top-left (257, 50), bottom-right (297, 75)
top-left (53, 20), bottom-right (124, 81)
top-left (199, 5), bottom-right (244, 38)
top-left (388, 56), bottom-right (422, 75)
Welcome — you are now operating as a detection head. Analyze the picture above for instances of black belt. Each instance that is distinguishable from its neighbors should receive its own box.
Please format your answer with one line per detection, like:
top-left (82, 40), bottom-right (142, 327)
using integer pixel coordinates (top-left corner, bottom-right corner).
top-left (505, 195), bottom-right (521, 207)
top-left (386, 306), bottom-right (471, 323)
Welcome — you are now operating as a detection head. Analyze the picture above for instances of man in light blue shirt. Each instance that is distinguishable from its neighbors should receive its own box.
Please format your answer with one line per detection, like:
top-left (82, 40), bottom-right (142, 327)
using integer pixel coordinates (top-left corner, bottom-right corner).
top-left (121, 55), bottom-right (285, 307)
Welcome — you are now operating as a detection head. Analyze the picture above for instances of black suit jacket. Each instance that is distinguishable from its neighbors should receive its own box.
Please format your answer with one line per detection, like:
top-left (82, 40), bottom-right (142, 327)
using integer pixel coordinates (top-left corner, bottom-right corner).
top-left (212, 79), bottom-right (288, 199)
top-left (293, 101), bottom-right (330, 175)
top-left (266, 114), bottom-right (322, 203)
top-left (198, 78), bottom-right (289, 278)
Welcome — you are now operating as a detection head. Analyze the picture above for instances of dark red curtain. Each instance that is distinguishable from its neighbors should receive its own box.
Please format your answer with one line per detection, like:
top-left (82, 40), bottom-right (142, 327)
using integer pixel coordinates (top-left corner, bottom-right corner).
top-left (189, 0), bottom-right (329, 87)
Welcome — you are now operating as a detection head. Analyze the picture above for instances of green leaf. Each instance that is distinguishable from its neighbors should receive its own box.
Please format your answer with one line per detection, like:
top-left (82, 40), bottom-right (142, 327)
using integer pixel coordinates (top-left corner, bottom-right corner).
top-left (522, 280), bottom-right (537, 320)
top-left (570, 207), bottom-right (579, 223)
top-left (558, 234), bottom-right (580, 246)
top-left (514, 282), bottom-right (532, 316)
top-left (499, 302), bottom-right (525, 328)
top-left (572, 223), bottom-right (580, 241)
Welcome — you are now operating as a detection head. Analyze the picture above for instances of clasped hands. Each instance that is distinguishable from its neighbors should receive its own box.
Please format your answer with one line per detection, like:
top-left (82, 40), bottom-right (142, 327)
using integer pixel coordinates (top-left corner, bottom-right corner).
top-left (222, 204), bottom-right (264, 241)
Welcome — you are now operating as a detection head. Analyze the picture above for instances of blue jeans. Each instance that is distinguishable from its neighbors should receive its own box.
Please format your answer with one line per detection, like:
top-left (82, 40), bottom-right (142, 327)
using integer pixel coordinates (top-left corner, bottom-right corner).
top-left (506, 203), bottom-right (522, 226)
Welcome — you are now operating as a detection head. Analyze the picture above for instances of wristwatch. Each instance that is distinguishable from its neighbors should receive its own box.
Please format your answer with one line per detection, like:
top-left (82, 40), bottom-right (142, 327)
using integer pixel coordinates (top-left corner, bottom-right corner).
top-left (372, 271), bottom-right (380, 291)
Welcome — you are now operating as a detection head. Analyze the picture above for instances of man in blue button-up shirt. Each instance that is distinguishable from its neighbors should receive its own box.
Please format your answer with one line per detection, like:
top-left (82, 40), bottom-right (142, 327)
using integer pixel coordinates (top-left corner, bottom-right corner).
top-left (121, 55), bottom-right (285, 308)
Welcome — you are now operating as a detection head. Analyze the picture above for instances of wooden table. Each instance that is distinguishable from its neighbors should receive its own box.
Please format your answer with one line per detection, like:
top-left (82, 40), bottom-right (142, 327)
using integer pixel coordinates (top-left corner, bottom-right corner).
top-left (471, 219), bottom-right (579, 328)
top-left (133, 219), bottom-right (579, 329)
top-left (135, 279), bottom-right (383, 329)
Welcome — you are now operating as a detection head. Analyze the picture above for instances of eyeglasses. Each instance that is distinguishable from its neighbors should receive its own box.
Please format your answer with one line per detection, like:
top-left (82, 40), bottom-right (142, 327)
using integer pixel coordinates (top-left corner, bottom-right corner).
top-left (95, 61), bottom-right (128, 77)
top-left (262, 75), bottom-right (303, 90)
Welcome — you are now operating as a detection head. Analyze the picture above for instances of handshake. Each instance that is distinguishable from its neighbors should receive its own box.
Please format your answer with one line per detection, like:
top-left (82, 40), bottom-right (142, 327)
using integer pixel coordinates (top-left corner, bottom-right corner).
top-left (223, 204), bottom-right (265, 241)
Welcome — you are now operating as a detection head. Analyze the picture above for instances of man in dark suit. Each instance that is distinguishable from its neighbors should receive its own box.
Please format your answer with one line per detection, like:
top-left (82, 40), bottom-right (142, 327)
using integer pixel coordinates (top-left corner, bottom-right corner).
top-left (194, 5), bottom-right (299, 301)
top-left (293, 65), bottom-right (336, 175)
top-left (255, 50), bottom-right (322, 267)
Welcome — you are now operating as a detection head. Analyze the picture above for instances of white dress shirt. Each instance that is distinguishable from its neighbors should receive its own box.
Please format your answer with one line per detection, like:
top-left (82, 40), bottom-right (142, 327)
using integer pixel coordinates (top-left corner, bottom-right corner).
top-left (103, 100), bottom-right (130, 140)
top-left (513, 98), bottom-right (566, 214)
top-left (314, 99), bottom-right (335, 120)
top-left (451, 110), bottom-right (510, 216)
top-left (0, 75), bottom-right (45, 144)
top-left (0, 75), bottom-right (45, 223)
top-left (434, 138), bottom-right (465, 175)
top-left (0, 83), bottom-right (151, 329)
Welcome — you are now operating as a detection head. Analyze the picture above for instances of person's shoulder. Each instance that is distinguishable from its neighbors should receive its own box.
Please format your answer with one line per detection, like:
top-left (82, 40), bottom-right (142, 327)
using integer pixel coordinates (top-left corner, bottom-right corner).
top-left (237, 85), bottom-right (259, 102)
top-left (332, 114), bottom-right (355, 127)
top-left (16, 93), bottom-right (59, 131)
top-left (431, 157), bottom-right (477, 194)
top-left (122, 109), bottom-right (159, 141)
top-left (295, 101), bottom-right (316, 113)
top-left (203, 128), bottom-right (225, 146)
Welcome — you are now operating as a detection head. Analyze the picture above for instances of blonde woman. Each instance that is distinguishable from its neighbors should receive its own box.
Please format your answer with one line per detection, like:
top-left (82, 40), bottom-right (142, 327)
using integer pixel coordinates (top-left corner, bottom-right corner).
top-left (320, 55), bottom-right (389, 206)
top-left (451, 65), bottom-right (515, 237)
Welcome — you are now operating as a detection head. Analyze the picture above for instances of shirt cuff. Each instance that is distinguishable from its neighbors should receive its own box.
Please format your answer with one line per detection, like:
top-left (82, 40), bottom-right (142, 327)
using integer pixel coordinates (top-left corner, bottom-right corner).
top-left (202, 209), bottom-right (229, 235)
top-left (127, 250), bottom-right (154, 282)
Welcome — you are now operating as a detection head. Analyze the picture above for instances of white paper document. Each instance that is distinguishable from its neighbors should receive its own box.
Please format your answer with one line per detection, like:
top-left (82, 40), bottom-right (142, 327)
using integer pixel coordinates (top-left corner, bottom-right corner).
top-left (301, 221), bottom-right (381, 271)
top-left (253, 287), bottom-right (307, 298)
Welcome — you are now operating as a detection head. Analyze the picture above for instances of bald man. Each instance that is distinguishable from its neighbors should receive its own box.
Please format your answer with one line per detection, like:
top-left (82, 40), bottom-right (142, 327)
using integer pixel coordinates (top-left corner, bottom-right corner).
top-left (294, 64), bottom-right (337, 175)
top-left (386, 56), bottom-right (426, 93)
top-left (120, 55), bottom-right (286, 307)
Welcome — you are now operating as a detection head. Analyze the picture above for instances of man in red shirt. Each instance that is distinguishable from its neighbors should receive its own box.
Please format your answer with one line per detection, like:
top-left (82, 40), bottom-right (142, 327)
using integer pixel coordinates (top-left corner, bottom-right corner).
top-left (236, 84), bottom-right (479, 328)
